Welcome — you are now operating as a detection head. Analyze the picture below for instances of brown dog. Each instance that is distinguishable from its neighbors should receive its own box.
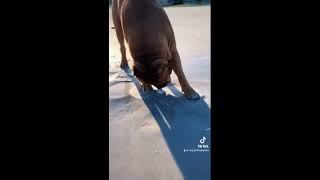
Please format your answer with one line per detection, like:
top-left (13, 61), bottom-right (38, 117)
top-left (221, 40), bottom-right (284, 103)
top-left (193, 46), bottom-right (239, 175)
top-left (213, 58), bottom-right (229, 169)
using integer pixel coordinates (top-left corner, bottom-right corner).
top-left (112, 0), bottom-right (199, 100)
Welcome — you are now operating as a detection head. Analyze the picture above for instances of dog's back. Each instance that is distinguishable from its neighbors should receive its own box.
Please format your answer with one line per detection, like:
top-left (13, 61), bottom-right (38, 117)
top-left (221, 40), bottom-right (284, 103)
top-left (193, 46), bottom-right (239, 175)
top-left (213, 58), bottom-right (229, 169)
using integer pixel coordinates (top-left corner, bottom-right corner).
top-left (114, 0), bottom-right (174, 60)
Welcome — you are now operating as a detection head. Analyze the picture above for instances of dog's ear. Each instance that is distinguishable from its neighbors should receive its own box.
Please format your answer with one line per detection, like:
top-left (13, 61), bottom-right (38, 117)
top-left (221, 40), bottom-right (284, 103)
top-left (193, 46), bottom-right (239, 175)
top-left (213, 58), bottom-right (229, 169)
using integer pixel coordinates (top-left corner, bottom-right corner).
top-left (133, 62), bottom-right (150, 82)
top-left (133, 63), bottom-right (143, 77)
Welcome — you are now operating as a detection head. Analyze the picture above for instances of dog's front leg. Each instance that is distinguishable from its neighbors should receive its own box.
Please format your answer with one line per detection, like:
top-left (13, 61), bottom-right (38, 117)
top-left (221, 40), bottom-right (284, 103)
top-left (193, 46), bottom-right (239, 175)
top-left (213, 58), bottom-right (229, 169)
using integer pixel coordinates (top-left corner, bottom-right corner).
top-left (171, 50), bottom-right (200, 100)
top-left (112, 1), bottom-right (129, 69)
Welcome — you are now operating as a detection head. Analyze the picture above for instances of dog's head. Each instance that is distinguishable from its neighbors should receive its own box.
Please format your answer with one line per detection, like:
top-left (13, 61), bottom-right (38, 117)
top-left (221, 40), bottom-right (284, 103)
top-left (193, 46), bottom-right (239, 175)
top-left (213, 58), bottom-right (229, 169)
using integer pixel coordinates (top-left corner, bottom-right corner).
top-left (133, 58), bottom-right (172, 89)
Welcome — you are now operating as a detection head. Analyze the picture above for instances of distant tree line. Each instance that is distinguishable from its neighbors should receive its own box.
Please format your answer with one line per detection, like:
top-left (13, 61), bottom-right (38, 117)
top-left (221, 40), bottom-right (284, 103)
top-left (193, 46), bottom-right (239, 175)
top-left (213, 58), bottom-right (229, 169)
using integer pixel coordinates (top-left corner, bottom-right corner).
top-left (109, 0), bottom-right (210, 6)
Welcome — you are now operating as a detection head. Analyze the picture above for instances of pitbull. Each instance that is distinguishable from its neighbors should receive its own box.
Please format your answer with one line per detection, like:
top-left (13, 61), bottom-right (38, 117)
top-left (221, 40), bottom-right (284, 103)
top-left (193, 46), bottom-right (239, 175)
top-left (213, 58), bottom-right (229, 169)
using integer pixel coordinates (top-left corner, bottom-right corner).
top-left (112, 0), bottom-right (200, 100)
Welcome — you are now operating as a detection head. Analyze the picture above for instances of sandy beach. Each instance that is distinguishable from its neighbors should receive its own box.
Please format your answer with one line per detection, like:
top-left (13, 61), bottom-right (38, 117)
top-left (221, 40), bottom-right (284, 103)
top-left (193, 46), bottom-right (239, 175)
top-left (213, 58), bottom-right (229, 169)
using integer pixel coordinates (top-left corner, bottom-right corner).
top-left (109, 6), bottom-right (211, 180)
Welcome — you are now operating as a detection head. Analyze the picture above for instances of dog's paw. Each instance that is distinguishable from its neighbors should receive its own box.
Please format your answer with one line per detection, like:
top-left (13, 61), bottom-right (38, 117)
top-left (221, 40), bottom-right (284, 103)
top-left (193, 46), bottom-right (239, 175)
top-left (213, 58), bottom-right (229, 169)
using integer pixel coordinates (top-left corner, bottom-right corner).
top-left (120, 60), bottom-right (129, 69)
top-left (140, 84), bottom-right (154, 93)
top-left (183, 87), bottom-right (200, 100)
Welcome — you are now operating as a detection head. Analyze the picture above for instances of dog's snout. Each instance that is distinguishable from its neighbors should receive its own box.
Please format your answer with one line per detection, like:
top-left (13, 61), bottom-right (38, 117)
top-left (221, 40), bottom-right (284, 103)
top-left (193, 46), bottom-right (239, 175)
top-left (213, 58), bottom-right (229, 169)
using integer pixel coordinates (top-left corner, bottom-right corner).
top-left (155, 82), bottom-right (168, 89)
top-left (155, 78), bottom-right (171, 89)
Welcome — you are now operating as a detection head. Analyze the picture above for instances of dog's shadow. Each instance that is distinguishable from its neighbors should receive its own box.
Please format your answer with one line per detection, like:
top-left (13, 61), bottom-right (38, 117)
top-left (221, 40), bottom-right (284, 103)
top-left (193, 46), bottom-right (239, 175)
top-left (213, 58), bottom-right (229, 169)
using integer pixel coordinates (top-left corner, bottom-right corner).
top-left (125, 68), bottom-right (211, 180)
